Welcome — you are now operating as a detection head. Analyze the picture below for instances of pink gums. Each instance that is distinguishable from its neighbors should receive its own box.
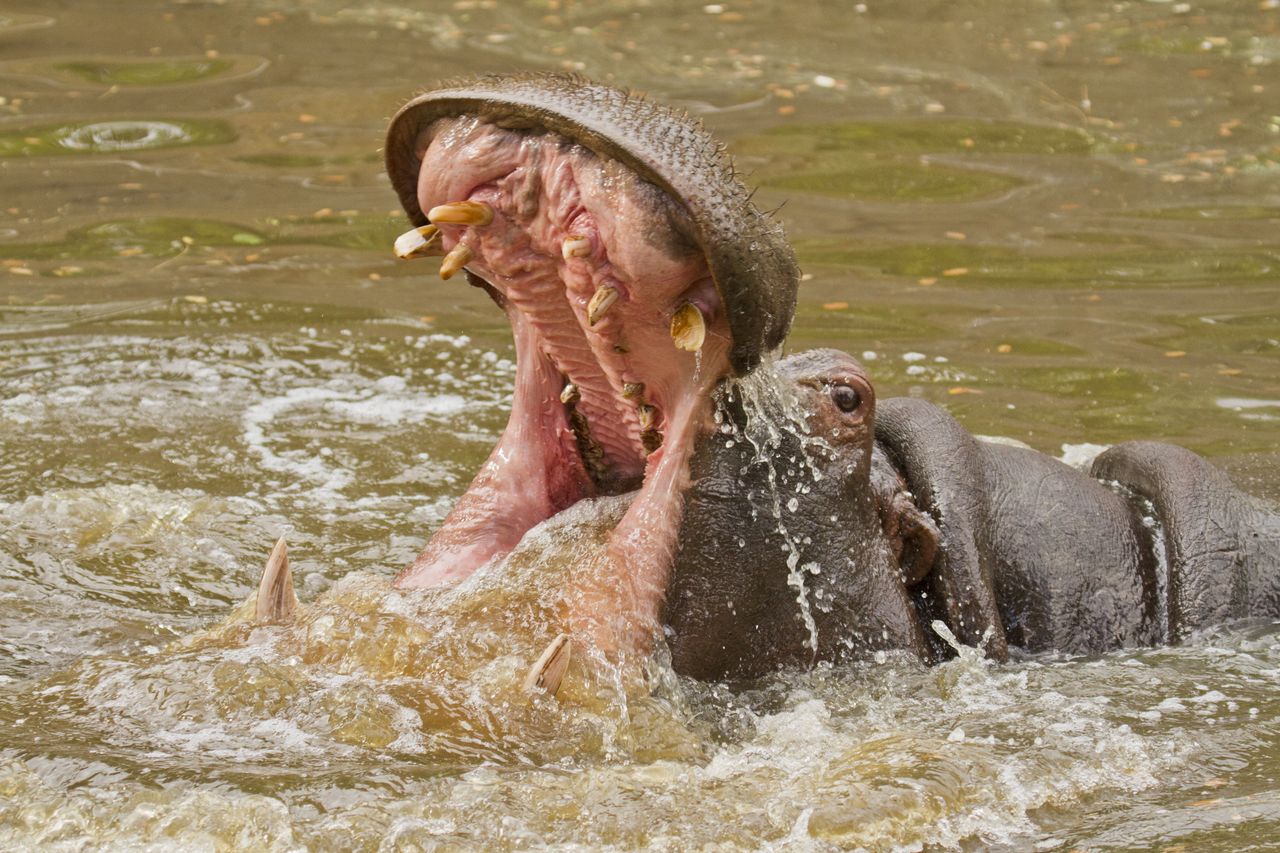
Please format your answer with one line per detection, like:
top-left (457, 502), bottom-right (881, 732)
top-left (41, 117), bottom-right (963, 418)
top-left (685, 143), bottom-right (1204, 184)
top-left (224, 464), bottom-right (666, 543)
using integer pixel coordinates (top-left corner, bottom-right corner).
top-left (394, 116), bottom-right (733, 656)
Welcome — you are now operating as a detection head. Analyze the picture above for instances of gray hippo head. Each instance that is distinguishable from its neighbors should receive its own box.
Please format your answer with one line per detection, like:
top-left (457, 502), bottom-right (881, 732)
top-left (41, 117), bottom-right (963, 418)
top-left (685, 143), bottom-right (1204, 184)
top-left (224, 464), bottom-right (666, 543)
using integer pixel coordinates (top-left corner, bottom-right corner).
top-left (667, 349), bottom-right (935, 680)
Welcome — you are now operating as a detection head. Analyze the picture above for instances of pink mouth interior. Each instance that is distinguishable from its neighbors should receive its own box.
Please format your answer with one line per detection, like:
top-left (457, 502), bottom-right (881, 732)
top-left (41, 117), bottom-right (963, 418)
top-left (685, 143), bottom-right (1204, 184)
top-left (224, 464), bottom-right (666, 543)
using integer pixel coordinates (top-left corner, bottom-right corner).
top-left (395, 116), bottom-right (733, 647)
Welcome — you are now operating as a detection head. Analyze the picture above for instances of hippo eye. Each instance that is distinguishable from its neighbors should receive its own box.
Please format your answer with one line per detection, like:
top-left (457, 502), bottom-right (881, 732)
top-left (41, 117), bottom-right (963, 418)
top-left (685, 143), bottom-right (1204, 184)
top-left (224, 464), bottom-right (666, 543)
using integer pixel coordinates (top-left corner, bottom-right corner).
top-left (830, 383), bottom-right (861, 413)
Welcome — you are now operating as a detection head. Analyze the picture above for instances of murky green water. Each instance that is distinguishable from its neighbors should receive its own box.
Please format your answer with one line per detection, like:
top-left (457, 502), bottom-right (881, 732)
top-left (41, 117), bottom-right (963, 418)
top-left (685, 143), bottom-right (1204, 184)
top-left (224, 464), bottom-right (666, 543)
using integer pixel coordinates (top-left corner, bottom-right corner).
top-left (2, 1), bottom-right (1279, 849)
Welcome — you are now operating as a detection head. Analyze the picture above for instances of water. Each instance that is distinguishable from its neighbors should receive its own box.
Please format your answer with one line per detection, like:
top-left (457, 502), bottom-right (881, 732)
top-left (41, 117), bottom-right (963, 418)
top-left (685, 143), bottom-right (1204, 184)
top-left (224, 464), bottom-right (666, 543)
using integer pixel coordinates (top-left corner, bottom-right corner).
top-left (2, 0), bottom-right (1280, 848)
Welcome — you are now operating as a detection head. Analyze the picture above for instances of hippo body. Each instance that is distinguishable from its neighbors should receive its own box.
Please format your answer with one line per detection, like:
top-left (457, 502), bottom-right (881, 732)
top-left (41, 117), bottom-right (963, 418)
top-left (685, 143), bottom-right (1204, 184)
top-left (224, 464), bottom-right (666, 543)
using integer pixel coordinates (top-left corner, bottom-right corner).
top-left (665, 350), bottom-right (1280, 681)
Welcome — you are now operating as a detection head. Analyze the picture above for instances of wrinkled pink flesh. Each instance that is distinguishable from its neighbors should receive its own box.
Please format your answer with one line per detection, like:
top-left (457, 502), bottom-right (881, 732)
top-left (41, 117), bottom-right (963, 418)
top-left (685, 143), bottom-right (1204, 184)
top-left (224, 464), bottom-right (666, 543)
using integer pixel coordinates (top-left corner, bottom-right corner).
top-left (394, 117), bottom-right (733, 650)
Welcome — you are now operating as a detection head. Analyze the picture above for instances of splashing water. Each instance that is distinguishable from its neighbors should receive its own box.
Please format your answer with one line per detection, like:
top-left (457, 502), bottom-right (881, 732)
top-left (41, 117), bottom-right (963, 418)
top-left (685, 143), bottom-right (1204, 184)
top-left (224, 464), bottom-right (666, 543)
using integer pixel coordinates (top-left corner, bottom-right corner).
top-left (715, 361), bottom-right (835, 655)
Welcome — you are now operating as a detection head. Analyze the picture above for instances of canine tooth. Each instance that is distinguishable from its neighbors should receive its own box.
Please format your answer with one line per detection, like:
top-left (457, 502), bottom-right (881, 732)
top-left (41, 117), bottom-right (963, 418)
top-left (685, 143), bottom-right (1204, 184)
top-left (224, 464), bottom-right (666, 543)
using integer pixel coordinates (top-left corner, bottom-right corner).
top-left (622, 382), bottom-right (645, 399)
top-left (439, 243), bottom-right (472, 280)
top-left (523, 633), bottom-right (571, 696)
top-left (671, 303), bottom-right (706, 352)
top-left (255, 536), bottom-right (297, 624)
top-left (560, 383), bottom-right (580, 405)
top-left (562, 235), bottom-right (591, 259)
top-left (427, 200), bottom-right (494, 227)
top-left (393, 225), bottom-right (442, 259)
top-left (637, 403), bottom-right (656, 431)
top-left (587, 284), bottom-right (619, 326)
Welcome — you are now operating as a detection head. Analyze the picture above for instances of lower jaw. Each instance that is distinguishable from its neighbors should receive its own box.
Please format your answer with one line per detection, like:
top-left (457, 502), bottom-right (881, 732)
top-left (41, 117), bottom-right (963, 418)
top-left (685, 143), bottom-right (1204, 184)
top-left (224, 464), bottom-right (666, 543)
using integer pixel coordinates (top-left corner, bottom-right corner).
top-left (563, 374), bottom-right (718, 658)
top-left (396, 324), bottom-right (727, 659)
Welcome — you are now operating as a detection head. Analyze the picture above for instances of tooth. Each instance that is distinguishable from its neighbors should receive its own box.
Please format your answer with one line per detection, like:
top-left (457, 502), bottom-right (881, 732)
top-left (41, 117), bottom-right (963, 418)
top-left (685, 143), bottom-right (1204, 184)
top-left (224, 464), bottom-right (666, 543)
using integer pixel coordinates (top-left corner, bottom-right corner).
top-left (439, 243), bottom-right (472, 280)
top-left (622, 382), bottom-right (645, 399)
top-left (641, 429), bottom-right (663, 454)
top-left (255, 536), bottom-right (297, 624)
top-left (562, 235), bottom-right (591, 259)
top-left (587, 285), bottom-right (619, 326)
top-left (560, 383), bottom-right (580, 405)
top-left (427, 200), bottom-right (494, 227)
top-left (393, 225), bottom-right (442, 259)
top-left (523, 633), bottom-right (571, 696)
top-left (637, 403), bottom-right (656, 431)
top-left (671, 303), bottom-right (706, 352)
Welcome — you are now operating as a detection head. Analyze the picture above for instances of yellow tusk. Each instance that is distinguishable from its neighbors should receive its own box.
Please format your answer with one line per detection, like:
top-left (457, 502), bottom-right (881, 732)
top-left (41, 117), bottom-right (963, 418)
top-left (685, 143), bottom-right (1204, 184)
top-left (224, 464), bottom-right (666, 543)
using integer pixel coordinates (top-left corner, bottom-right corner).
top-left (439, 243), bottom-right (472, 280)
top-left (671, 302), bottom-right (706, 352)
top-left (587, 284), bottom-right (619, 326)
top-left (562, 235), bottom-right (591, 259)
top-left (636, 403), bottom-right (656, 431)
top-left (427, 200), bottom-right (494, 227)
top-left (393, 225), bottom-right (442, 259)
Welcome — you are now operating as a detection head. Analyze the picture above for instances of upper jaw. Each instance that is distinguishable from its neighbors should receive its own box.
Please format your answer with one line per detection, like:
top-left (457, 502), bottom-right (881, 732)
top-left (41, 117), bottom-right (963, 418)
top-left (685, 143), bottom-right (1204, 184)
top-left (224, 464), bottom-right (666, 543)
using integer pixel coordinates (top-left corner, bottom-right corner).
top-left (404, 113), bottom-right (733, 495)
top-left (384, 72), bottom-right (799, 376)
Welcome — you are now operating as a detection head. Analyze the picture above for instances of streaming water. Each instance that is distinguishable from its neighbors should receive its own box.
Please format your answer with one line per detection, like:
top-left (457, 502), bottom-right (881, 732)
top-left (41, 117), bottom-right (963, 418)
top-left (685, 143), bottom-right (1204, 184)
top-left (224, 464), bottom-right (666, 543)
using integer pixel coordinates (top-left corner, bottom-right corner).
top-left (3, 0), bottom-right (1280, 849)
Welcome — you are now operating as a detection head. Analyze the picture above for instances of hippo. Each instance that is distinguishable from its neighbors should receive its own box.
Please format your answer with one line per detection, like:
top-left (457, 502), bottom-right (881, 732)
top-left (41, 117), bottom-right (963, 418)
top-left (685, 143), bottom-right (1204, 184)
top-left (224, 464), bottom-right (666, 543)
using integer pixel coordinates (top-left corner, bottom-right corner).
top-left (373, 73), bottom-right (1279, 687)
top-left (666, 349), bottom-right (1280, 680)
top-left (383, 72), bottom-right (799, 657)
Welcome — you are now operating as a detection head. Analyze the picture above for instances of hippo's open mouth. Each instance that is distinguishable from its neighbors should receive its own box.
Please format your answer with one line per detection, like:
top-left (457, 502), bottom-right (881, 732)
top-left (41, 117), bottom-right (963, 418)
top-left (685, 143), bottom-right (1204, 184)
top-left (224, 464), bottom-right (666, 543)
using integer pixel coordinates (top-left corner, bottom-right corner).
top-left (384, 74), bottom-right (797, 651)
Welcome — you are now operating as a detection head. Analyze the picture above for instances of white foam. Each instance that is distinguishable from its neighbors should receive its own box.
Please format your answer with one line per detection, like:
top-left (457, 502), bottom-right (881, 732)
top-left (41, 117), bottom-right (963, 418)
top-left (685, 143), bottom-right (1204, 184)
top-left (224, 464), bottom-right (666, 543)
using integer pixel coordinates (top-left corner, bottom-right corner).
top-left (1059, 443), bottom-right (1110, 469)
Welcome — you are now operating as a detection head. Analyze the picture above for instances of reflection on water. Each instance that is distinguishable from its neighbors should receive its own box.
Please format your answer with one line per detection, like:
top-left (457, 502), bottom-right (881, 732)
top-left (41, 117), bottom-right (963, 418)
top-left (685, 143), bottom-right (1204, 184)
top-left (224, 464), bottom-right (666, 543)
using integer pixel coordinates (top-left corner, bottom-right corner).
top-left (2, 0), bottom-right (1279, 848)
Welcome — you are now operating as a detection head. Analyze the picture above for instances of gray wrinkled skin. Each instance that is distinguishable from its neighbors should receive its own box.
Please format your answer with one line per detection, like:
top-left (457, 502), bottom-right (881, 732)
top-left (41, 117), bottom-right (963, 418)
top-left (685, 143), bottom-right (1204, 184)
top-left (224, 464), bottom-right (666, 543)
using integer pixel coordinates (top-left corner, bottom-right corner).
top-left (666, 350), bottom-right (1280, 681)
top-left (666, 351), bottom-right (929, 681)
top-left (385, 72), bottom-right (799, 375)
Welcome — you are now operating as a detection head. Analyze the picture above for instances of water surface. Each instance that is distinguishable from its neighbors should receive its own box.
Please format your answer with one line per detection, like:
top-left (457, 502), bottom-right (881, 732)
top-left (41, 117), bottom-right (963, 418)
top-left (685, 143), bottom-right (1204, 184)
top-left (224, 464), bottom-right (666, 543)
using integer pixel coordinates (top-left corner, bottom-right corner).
top-left (2, 0), bottom-right (1279, 849)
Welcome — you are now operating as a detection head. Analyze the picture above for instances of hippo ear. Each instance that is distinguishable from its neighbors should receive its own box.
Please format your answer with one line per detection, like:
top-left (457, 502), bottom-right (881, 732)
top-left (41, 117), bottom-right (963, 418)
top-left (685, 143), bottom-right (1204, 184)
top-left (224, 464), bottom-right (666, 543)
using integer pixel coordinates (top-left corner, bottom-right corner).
top-left (887, 492), bottom-right (940, 587)
top-left (875, 398), bottom-right (1009, 662)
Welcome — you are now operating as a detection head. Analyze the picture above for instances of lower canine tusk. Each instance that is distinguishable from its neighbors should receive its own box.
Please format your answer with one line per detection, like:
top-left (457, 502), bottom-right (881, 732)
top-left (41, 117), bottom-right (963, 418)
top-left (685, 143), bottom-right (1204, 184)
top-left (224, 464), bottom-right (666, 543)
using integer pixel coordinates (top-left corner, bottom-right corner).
top-left (671, 303), bottom-right (706, 352)
top-left (255, 536), bottom-right (297, 624)
top-left (523, 633), bottom-right (572, 696)
top-left (439, 243), bottom-right (472, 280)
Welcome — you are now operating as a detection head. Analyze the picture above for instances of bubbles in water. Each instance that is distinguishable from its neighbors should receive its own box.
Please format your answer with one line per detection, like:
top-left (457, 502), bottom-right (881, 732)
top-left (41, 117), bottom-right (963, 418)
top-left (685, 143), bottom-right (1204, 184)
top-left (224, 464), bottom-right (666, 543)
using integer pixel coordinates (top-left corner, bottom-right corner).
top-left (55, 121), bottom-right (190, 152)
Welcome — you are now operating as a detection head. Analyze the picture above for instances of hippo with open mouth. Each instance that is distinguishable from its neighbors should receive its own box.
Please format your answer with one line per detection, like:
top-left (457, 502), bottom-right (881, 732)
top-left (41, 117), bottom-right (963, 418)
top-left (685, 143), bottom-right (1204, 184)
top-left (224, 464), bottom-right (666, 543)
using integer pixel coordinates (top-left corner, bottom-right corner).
top-left (365, 73), bottom-right (1280, 687)
top-left (383, 73), bottom-right (799, 658)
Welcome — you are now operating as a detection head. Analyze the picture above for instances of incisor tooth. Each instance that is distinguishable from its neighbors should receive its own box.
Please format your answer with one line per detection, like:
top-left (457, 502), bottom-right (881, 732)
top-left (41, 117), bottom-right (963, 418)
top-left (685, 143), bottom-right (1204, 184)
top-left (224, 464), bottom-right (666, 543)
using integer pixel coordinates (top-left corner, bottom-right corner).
top-left (427, 201), bottom-right (494, 227)
top-left (587, 285), bottom-right (619, 326)
top-left (562, 235), bottom-right (591, 259)
top-left (523, 633), bottom-right (571, 696)
top-left (637, 404), bottom-right (656, 431)
top-left (439, 243), bottom-right (472, 280)
top-left (671, 303), bottom-right (706, 352)
top-left (560, 383), bottom-right (580, 405)
top-left (393, 225), bottom-right (442, 259)
top-left (622, 382), bottom-right (645, 399)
